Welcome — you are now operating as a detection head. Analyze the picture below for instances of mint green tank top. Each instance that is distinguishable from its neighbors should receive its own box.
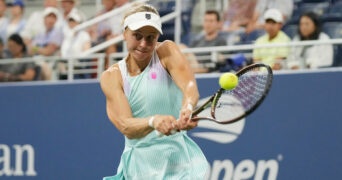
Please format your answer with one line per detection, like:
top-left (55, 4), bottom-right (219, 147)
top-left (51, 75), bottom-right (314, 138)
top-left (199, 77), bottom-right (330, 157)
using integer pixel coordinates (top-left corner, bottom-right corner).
top-left (103, 51), bottom-right (208, 180)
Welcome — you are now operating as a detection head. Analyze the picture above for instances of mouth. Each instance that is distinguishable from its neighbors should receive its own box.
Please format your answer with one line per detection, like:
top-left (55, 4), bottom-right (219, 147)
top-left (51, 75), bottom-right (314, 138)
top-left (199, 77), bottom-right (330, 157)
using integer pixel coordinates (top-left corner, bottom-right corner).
top-left (135, 49), bottom-right (148, 54)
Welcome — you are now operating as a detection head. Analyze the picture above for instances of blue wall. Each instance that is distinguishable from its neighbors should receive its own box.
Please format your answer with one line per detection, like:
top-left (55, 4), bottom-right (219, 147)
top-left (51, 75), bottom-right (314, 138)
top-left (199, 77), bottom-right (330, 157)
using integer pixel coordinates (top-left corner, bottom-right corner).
top-left (0, 70), bottom-right (341, 179)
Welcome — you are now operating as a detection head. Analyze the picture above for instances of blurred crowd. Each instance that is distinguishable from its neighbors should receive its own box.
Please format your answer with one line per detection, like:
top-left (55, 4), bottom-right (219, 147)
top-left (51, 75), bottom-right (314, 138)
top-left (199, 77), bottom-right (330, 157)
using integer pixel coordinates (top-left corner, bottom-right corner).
top-left (0, 0), bottom-right (129, 82)
top-left (0, 0), bottom-right (341, 82)
top-left (185, 0), bottom-right (340, 73)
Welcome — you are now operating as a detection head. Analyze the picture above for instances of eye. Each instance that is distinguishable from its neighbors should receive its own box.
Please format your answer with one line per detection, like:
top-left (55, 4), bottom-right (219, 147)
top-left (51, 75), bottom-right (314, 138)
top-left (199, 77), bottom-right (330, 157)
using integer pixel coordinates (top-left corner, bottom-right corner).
top-left (146, 35), bottom-right (156, 42)
top-left (133, 33), bottom-right (143, 41)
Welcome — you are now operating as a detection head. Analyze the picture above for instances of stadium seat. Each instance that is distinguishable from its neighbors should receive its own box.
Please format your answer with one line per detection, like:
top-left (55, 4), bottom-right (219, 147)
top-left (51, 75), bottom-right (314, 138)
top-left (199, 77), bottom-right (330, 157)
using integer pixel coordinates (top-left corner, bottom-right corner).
top-left (156, 0), bottom-right (194, 44)
top-left (282, 24), bottom-right (298, 39)
top-left (320, 1), bottom-right (342, 22)
top-left (322, 22), bottom-right (342, 67)
top-left (239, 29), bottom-right (265, 45)
top-left (291, 2), bottom-right (330, 22)
top-left (322, 22), bottom-right (342, 39)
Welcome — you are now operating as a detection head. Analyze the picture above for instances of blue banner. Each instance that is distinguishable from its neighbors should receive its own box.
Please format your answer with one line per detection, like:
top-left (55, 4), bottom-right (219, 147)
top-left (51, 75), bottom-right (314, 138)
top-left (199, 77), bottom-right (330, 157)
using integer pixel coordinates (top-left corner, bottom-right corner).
top-left (0, 70), bottom-right (342, 179)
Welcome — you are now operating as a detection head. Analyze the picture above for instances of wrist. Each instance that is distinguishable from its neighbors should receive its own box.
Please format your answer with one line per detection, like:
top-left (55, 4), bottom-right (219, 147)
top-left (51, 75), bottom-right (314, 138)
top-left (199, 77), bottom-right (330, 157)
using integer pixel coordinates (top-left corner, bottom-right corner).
top-left (148, 116), bottom-right (155, 129)
top-left (186, 103), bottom-right (193, 111)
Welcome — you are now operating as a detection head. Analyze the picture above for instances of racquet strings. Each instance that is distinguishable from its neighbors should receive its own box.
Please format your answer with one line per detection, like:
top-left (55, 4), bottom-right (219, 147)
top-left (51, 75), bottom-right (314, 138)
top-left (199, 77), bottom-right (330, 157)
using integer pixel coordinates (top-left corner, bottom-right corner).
top-left (215, 65), bottom-right (271, 123)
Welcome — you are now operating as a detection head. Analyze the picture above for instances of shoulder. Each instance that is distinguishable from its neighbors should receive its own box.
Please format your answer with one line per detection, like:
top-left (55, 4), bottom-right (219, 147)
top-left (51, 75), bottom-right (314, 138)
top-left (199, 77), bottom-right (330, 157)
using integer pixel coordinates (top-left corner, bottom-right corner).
top-left (319, 32), bottom-right (331, 40)
top-left (255, 34), bottom-right (268, 44)
top-left (278, 31), bottom-right (291, 41)
top-left (156, 40), bottom-right (179, 55)
top-left (100, 63), bottom-right (122, 94)
top-left (292, 35), bottom-right (300, 41)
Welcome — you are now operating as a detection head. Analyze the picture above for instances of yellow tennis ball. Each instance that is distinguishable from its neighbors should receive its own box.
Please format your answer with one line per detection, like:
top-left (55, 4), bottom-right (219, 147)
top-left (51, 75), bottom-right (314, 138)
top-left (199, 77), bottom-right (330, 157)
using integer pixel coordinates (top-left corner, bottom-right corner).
top-left (219, 72), bottom-right (238, 90)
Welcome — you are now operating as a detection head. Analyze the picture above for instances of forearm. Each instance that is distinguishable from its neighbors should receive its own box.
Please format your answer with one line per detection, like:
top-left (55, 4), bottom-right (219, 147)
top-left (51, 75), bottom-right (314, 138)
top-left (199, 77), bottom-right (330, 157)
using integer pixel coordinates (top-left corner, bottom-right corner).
top-left (181, 80), bottom-right (199, 109)
top-left (109, 113), bottom-right (154, 139)
top-left (0, 73), bottom-right (22, 82)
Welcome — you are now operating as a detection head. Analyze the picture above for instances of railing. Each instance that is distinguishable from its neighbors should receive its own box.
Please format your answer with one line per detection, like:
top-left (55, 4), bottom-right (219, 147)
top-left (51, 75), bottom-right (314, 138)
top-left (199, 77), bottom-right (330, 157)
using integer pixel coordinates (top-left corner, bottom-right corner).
top-left (0, 38), bottom-right (341, 83)
top-left (76, 0), bottom-right (182, 56)
top-left (0, 54), bottom-right (105, 81)
top-left (109, 38), bottom-right (342, 70)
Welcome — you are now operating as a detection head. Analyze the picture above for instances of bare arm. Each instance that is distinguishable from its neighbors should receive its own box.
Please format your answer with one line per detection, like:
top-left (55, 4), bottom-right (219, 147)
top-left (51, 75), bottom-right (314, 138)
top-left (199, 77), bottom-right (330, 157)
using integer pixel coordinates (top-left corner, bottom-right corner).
top-left (157, 40), bottom-right (200, 130)
top-left (0, 68), bottom-right (35, 81)
top-left (29, 43), bottom-right (59, 56)
top-left (100, 65), bottom-right (153, 139)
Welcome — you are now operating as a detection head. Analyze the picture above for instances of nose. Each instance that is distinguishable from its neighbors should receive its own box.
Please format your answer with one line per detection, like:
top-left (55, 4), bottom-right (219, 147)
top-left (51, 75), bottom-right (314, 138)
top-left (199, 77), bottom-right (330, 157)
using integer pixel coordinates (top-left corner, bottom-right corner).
top-left (138, 38), bottom-right (149, 47)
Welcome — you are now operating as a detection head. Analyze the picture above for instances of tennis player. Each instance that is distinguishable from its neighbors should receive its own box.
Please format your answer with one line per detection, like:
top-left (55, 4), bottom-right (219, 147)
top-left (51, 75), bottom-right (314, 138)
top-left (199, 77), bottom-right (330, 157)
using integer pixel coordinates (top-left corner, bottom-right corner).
top-left (100, 2), bottom-right (208, 180)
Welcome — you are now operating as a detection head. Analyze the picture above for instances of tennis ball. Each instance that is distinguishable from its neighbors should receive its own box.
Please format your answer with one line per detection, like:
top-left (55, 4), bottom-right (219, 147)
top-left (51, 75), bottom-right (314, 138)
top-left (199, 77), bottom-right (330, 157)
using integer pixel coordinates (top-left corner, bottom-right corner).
top-left (219, 72), bottom-right (238, 90)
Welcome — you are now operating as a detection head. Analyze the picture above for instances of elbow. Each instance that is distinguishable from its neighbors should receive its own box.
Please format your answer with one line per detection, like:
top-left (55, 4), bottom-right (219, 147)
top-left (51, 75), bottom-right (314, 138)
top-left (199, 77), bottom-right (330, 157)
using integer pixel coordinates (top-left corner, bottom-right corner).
top-left (121, 126), bottom-right (135, 139)
top-left (116, 121), bottom-right (138, 139)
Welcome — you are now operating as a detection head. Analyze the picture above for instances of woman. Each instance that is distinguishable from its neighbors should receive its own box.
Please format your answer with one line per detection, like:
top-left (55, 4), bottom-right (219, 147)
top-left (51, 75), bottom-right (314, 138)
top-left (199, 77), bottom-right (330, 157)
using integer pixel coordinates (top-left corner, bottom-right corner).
top-left (100, 3), bottom-right (208, 179)
top-left (5, 0), bottom-right (26, 41)
top-left (0, 34), bottom-right (36, 81)
top-left (287, 12), bottom-right (333, 69)
top-left (59, 10), bottom-right (91, 79)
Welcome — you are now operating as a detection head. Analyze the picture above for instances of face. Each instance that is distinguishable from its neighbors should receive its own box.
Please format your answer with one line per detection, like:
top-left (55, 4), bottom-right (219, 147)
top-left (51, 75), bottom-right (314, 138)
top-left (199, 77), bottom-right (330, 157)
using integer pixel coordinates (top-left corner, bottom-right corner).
top-left (299, 16), bottom-right (315, 38)
top-left (102, 0), bottom-right (115, 11)
top-left (203, 13), bottom-right (219, 35)
top-left (0, 0), bottom-right (6, 15)
top-left (67, 18), bottom-right (78, 28)
top-left (10, 5), bottom-right (23, 16)
top-left (44, 14), bottom-right (57, 30)
top-left (264, 19), bottom-right (282, 39)
top-left (7, 40), bottom-right (23, 56)
top-left (115, 0), bottom-right (128, 7)
top-left (124, 26), bottom-right (159, 62)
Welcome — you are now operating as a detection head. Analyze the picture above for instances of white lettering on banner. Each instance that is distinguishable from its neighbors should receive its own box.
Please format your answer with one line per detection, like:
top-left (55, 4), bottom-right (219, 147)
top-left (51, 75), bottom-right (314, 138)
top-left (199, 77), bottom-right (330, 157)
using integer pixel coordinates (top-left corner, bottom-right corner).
top-left (0, 144), bottom-right (37, 176)
top-left (206, 156), bottom-right (281, 180)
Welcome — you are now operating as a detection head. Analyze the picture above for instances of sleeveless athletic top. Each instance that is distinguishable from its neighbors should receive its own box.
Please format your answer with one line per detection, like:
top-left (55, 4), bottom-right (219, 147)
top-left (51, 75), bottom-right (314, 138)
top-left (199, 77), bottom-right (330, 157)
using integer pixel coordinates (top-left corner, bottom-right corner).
top-left (103, 50), bottom-right (208, 180)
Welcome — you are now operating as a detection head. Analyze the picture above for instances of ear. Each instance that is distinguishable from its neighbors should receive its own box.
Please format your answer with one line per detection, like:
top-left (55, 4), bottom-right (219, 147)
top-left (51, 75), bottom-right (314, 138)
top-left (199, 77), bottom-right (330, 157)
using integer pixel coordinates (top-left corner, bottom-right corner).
top-left (123, 29), bottom-right (128, 41)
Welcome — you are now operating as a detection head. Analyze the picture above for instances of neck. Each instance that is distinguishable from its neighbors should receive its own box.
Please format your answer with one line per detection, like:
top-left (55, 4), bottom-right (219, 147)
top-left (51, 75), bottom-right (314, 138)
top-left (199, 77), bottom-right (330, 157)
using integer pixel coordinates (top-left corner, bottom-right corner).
top-left (205, 31), bottom-right (218, 41)
top-left (126, 55), bottom-right (150, 76)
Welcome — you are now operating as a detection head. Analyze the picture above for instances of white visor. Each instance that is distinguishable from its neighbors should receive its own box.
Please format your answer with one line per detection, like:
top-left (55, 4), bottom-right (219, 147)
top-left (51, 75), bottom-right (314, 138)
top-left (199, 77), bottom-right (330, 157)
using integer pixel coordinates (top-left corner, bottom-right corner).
top-left (123, 12), bottom-right (163, 34)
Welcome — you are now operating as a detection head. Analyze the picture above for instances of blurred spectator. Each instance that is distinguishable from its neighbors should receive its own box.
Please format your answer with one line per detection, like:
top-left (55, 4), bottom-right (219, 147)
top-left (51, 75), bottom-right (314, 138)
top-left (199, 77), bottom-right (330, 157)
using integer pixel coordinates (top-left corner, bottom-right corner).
top-left (246, 0), bottom-right (294, 34)
top-left (287, 12), bottom-right (333, 69)
top-left (58, 0), bottom-right (86, 36)
top-left (222, 0), bottom-right (257, 32)
top-left (190, 0), bottom-right (218, 34)
top-left (187, 10), bottom-right (227, 73)
top-left (0, 34), bottom-right (37, 82)
top-left (253, 8), bottom-right (291, 70)
top-left (110, 0), bottom-right (129, 36)
top-left (103, 0), bottom-right (130, 68)
top-left (0, 37), bottom-right (3, 58)
top-left (21, 0), bottom-right (63, 45)
top-left (0, 0), bottom-right (8, 44)
top-left (221, 0), bottom-right (258, 45)
top-left (5, 0), bottom-right (26, 42)
top-left (59, 10), bottom-right (91, 79)
top-left (61, 11), bottom-right (91, 57)
top-left (190, 10), bottom-right (226, 48)
top-left (89, 0), bottom-right (116, 46)
top-left (27, 7), bottom-right (63, 56)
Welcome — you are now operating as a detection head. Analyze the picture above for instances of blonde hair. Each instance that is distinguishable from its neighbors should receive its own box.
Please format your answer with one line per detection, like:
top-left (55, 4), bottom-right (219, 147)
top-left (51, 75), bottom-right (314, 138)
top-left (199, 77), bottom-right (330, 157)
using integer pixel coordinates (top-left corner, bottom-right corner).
top-left (122, 3), bottom-right (160, 25)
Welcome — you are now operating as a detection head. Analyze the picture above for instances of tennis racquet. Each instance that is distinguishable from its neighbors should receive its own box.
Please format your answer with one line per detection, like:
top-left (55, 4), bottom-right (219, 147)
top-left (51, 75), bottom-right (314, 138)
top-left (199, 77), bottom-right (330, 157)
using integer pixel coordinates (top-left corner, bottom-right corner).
top-left (156, 63), bottom-right (272, 136)
top-left (191, 63), bottom-right (273, 124)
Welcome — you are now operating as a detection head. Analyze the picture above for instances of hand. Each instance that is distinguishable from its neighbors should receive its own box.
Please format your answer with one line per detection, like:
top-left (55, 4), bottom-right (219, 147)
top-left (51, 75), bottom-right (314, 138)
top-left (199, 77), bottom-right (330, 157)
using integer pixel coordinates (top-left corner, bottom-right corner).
top-left (177, 104), bottom-right (198, 131)
top-left (153, 115), bottom-right (179, 136)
